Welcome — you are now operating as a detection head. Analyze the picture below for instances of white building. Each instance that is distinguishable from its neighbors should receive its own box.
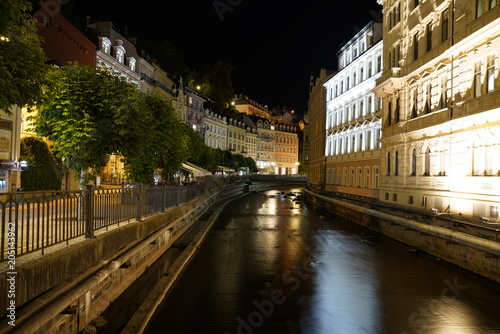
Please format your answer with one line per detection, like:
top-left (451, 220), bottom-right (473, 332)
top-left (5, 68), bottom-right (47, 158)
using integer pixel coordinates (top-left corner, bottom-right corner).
top-left (204, 109), bottom-right (227, 150)
top-left (323, 21), bottom-right (384, 198)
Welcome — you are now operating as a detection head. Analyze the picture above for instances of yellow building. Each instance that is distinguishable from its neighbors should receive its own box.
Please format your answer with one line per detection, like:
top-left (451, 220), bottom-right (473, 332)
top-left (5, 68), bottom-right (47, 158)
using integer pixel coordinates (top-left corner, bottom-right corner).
top-left (307, 69), bottom-right (329, 189)
top-left (233, 95), bottom-right (272, 120)
top-left (374, 0), bottom-right (500, 218)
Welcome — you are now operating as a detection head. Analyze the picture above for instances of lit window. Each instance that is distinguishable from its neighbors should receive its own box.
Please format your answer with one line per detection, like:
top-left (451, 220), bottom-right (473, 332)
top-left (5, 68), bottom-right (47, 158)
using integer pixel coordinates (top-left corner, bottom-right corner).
top-left (474, 61), bottom-right (483, 97)
top-left (477, 0), bottom-right (485, 17)
top-left (411, 149), bottom-right (417, 176)
top-left (442, 9), bottom-right (449, 42)
top-left (487, 55), bottom-right (496, 92)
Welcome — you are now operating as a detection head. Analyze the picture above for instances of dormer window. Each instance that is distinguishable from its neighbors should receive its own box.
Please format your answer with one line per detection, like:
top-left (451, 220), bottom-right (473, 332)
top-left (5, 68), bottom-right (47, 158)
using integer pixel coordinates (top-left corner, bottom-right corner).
top-left (127, 57), bottom-right (136, 71)
top-left (99, 37), bottom-right (111, 54)
top-left (113, 40), bottom-right (126, 64)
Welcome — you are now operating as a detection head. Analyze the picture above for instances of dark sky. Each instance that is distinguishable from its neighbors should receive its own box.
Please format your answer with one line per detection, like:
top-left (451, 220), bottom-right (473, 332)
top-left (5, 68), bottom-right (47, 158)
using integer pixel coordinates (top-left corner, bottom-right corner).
top-left (70, 0), bottom-right (382, 112)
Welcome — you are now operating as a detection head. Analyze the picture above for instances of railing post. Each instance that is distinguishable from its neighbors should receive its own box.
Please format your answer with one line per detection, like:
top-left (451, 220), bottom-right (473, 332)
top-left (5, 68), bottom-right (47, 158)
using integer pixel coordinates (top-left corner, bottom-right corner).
top-left (162, 184), bottom-right (166, 212)
top-left (136, 186), bottom-right (142, 221)
top-left (85, 185), bottom-right (95, 238)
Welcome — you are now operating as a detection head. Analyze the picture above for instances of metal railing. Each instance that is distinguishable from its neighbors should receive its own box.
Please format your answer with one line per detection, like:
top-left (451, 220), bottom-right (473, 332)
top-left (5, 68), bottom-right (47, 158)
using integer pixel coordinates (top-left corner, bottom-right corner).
top-left (0, 175), bottom-right (242, 262)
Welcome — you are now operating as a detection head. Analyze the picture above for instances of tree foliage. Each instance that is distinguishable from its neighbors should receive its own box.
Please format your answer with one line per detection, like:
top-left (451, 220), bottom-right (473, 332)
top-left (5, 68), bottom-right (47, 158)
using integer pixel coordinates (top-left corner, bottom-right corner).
top-left (125, 94), bottom-right (189, 185)
top-left (190, 61), bottom-right (234, 108)
top-left (20, 137), bottom-right (63, 191)
top-left (0, 0), bottom-right (49, 112)
top-left (32, 64), bottom-right (149, 184)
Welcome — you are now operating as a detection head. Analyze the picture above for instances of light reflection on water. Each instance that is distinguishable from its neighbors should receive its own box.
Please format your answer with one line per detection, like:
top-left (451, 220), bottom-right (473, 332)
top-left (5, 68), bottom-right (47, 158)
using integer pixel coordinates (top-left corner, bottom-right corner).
top-left (144, 188), bottom-right (500, 334)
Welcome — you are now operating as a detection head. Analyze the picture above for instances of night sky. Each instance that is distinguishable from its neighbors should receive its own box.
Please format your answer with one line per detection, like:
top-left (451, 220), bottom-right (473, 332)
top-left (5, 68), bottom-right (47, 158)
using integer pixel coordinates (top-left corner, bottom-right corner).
top-left (70, 0), bottom-right (382, 112)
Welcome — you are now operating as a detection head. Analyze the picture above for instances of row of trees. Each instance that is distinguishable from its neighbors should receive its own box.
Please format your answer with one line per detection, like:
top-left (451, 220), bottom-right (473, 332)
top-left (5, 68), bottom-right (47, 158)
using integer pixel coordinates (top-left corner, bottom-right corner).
top-left (28, 64), bottom-right (257, 187)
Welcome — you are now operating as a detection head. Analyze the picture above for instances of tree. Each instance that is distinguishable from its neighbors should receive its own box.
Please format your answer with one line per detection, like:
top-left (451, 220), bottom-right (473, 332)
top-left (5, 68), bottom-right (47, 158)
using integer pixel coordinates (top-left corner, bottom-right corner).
top-left (138, 39), bottom-right (189, 78)
top-left (20, 137), bottom-right (63, 191)
top-left (0, 0), bottom-right (49, 112)
top-left (245, 157), bottom-right (258, 173)
top-left (190, 61), bottom-right (234, 108)
top-left (125, 94), bottom-right (189, 185)
top-left (32, 64), bottom-right (149, 185)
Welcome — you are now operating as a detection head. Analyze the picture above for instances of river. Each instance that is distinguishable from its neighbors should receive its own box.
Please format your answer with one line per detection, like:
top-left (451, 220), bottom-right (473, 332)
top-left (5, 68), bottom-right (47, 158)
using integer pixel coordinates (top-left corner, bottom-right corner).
top-left (144, 187), bottom-right (500, 334)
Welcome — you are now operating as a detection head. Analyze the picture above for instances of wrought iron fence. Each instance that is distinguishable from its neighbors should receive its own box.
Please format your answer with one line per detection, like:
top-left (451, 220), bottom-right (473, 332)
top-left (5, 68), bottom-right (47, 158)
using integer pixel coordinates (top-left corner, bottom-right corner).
top-left (0, 176), bottom-right (241, 262)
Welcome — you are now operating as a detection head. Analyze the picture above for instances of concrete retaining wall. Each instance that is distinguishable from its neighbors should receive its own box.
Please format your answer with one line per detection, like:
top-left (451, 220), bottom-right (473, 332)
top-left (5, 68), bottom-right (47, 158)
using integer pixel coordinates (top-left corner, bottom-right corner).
top-left (306, 190), bottom-right (500, 283)
top-left (0, 184), bottom-right (246, 333)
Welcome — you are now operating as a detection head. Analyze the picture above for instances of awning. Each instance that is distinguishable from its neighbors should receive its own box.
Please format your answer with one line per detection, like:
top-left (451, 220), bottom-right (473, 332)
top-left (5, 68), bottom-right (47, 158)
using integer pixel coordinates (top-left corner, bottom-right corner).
top-left (181, 162), bottom-right (212, 177)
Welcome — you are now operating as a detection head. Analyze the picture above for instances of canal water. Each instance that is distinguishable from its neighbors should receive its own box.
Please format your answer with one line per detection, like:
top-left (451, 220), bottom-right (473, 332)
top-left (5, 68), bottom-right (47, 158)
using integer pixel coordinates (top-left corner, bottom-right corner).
top-left (144, 188), bottom-right (500, 334)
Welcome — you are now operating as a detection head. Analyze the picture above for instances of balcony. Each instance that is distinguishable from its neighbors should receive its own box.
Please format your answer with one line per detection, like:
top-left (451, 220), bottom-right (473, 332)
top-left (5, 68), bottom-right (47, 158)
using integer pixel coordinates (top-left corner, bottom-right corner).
top-left (374, 67), bottom-right (403, 97)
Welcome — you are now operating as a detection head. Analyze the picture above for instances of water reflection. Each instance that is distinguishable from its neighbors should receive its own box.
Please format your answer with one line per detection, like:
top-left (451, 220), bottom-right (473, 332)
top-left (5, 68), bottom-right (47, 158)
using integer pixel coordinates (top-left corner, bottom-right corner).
top-left (144, 188), bottom-right (500, 334)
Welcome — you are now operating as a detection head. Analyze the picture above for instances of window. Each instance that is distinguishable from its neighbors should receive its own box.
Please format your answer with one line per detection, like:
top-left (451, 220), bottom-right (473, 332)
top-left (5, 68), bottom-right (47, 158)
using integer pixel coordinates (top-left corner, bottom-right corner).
top-left (411, 89), bottom-right (418, 118)
top-left (357, 168), bottom-right (362, 187)
top-left (442, 9), bottom-right (449, 42)
top-left (366, 130), bottom-right (371, 150)
top-left (385, 193), bottom-right (390, 200)
top-left (409, 196), bottom-right (414, 205)
top-left (440, 75), bottom-right (448, 108)
top-left (477, 0), bottom-right (485, 17)
top-left (365, 167), bottom-right (370, 188)
top-left (375, 167), bottom-right (380, 188)
top-left (490, 206), bottom-right (499, 218)
top-left (424, 83), bottom-right (432, 114)
top-left (395, 151), bottom-right (399, 176)
top-left (487, 55), bottom-right (496, 92)
top-left (388, 101), bottom-right (392, 126)
top-left (350, 169), bottom-right (355, 186)
top-left (395, 98), bottom-right (400, 123)
top-left (474, 61), bottom-right (483, 97)
top-left (368, 61), bottom-right (373, 77)
top-left (472, 142), bottom-right (484, 175)
top-left (393, 193), bottom-right (398, 202)
top-left (376, 55), bottom-right (382, 72)
top-left (387, 152), bottom-right (391, 175)
top-left (414, 0), bottom-right (420, 9)
top-left (413, 33), bottom-right (419, 61)
top-left (426, 22), bottom-right (432, 52)
top-left (424, 148), bottom-right (431, 176)
top-left (411, 149), bottom-right (417, 176)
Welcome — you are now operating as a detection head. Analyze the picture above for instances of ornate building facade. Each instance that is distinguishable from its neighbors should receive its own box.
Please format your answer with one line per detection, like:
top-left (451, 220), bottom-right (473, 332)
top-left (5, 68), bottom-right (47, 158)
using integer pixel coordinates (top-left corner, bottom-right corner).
top-left (374, 0), bottom-right (500, 218)
top-left (324, 21), bottom-right (384, 199)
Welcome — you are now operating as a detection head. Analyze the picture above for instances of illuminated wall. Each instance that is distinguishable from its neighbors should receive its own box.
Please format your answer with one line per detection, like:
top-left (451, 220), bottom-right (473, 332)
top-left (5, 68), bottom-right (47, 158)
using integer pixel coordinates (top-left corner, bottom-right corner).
top-left (307, 69), bottom-right (328, 188)
top-left (323, 21), bottom-right (384, 199)
top-left (374, 0), bottom-right (500, 218)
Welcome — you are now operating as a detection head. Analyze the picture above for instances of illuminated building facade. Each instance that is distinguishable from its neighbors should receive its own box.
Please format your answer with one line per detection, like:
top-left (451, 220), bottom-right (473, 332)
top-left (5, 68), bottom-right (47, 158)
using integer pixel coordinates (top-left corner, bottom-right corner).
top-left (374, 0), bottom-right (500, 218)
top-left (274, 124), bottom-right (300, 175)
top-left (87, 21), bottom-right (140, 85)
top-left (0, 107), bottom-right (22, 193)
top-left (186, 87), bottom-right (206, 133)
top-left (204, 109), bottom-right (227, 150)
top-left (307, 69), bottom-right (329, 190)
top-left (254, 119), bottom-right (300, 175)
top-left (324, 21), bottom-right (384, 199)
top-left (233, 95), bottom-right (272, 120)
